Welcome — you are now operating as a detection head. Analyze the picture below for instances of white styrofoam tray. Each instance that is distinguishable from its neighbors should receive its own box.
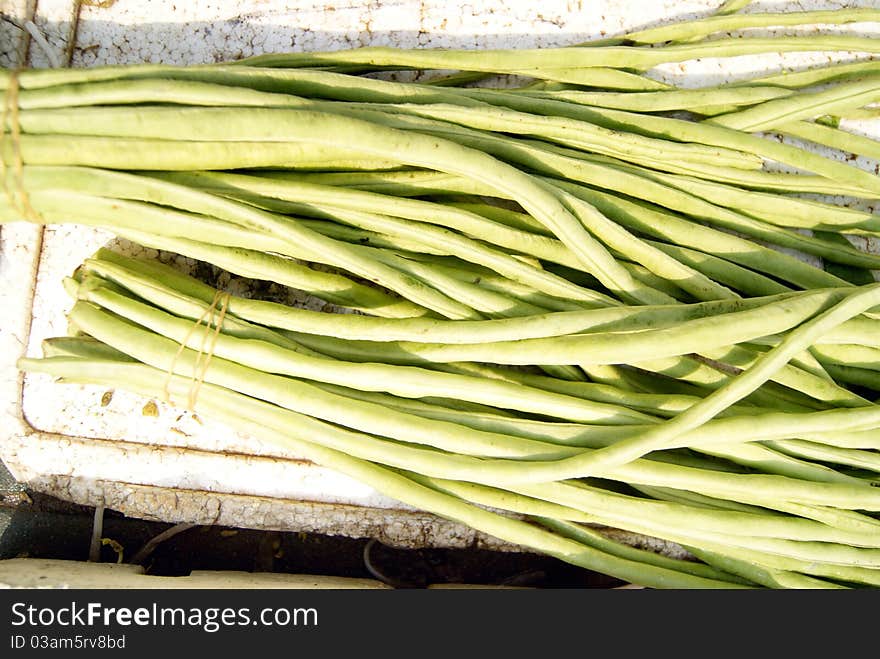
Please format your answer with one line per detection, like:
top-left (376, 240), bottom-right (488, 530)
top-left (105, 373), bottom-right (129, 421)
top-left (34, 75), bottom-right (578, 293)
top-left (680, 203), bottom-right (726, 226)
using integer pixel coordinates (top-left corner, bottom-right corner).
top-left (1, 0), bottom-right (878, 550)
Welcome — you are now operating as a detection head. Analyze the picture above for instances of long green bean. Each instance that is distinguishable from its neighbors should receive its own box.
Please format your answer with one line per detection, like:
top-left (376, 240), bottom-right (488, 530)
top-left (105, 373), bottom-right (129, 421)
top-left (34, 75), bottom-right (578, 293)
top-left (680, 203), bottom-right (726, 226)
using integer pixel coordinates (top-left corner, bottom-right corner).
top-left (231, 36), bottom-right (880, 74)
top-left (811, 344), bottom-right (880, 372)
top-left (766, 439), bottom-right (880, 475)
top-left (778, 119), bottom-right (880, 164)
top-left (630, 167), bottom-right (880, 234)
top-left (2, 134), bottom-right (405, 171)
top-left (823, 363), bottom-right (880, 391)
top-left (624, 8), bottom-right (880, 45)
top-left (227, 289), bottom-right (849, 367)
top-left (518, 86), bottom-right (794, 113)
top-left (742, 59), bottom-right (880, 90)
top-left (709, 77), bottom-right (880, 132)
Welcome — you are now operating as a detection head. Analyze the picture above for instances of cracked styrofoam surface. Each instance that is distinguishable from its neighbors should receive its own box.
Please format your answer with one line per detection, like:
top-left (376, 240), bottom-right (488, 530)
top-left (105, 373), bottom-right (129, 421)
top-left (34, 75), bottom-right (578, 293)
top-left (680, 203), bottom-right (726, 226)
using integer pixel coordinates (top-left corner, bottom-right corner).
top-left (2, 0), bottom-right (880, 549)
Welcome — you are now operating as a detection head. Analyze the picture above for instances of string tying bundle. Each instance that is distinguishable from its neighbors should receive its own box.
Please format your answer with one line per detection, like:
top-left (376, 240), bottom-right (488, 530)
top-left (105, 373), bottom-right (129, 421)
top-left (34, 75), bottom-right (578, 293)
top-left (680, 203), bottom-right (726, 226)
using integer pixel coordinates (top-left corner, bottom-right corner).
top-left (161, 288), bottom-right (231, 411)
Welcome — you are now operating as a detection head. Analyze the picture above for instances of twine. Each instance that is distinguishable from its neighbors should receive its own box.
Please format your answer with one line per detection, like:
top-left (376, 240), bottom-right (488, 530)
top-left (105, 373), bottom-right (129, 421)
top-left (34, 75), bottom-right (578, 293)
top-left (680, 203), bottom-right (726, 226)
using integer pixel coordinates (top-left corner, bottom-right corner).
top-left (189, 290), bottom-right (231, 410)
top-left (161, 289), bottom-right (231, 411)
top-left (1, 69), bottom-right (41, 222)
top-left (1, 71), bottom-right (16, 209)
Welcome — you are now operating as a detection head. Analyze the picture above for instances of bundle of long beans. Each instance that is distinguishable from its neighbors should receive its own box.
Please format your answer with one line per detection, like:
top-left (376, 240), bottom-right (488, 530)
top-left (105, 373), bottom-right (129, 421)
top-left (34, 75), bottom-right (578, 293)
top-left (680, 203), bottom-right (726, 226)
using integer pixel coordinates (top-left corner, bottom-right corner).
top-left (3, 4), bottom-right (880, 588)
